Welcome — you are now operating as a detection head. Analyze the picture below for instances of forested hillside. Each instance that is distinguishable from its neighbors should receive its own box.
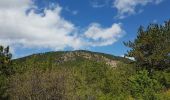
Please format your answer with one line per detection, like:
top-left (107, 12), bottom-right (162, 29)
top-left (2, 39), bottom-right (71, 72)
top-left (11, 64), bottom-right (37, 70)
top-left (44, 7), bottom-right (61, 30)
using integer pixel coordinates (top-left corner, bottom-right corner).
top-left (0, 20), bottom-right (170, 100)
top-left (11, 50), bottom-right (135, 100)
top-left (13, 50), bottom-right (131, 72)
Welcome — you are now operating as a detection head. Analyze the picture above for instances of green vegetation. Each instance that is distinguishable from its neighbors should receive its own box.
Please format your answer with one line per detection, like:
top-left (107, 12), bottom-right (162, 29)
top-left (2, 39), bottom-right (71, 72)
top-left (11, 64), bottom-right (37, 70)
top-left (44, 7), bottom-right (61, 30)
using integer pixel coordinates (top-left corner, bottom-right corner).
top-left (0, 20), bottom-right (169, 100)
top-left (11, 51), bottom-right (134, 99)
top-left (129, 70), bottom-right (163, 99)
top-left (8, 61), bottom-right (135, 100)
top-left (124, 20), bottom-right (170, 99)
top-left (124, 20), bottom-right (170, 72)
top-left (0, 46), bottom-right (13, 99)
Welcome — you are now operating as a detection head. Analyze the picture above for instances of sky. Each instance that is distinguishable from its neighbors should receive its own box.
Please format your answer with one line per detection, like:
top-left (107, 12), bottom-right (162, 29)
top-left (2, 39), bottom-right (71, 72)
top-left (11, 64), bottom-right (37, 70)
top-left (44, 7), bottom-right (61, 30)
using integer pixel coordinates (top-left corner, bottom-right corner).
top-left (0, 0), bottom-right (170, 58)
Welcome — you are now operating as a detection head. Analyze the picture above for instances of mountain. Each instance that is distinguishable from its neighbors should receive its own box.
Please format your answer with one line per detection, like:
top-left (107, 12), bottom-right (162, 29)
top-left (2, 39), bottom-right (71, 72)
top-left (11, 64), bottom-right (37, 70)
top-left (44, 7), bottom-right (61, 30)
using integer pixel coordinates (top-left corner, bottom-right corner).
top-left (9, 50), bottom-right (135, 99)
top-left (13, 50), bottom-right (131, 72)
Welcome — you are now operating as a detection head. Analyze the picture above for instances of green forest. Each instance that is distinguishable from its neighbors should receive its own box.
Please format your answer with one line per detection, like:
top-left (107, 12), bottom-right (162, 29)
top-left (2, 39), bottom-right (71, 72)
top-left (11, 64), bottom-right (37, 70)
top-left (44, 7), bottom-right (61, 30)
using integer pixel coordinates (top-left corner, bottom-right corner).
top-left (0, 20), bottom-right (170, 100)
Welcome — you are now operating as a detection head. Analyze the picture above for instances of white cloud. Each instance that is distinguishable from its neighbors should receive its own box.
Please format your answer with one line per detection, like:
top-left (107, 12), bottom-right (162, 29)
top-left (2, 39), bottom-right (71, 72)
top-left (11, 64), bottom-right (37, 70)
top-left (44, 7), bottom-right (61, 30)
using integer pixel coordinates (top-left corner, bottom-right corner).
top-left (113, 0), bottom-right (163, 19)
top-left (0, 0), bottom-right (125, 56)
top-left (84, 23), bottom-right (124, 46)
top-left (0, 0), bottom-right (82, 50)
top-left (0, 0), bottom-right (31, 9)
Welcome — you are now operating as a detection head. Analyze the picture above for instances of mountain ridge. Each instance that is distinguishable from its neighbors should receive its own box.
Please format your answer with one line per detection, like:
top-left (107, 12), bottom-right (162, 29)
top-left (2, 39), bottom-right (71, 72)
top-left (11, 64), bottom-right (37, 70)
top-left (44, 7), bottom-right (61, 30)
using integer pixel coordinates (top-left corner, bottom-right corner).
top-left (12, 50), bottom-right (132, 72)
top-left (14, 50), bottom-right (131, 63)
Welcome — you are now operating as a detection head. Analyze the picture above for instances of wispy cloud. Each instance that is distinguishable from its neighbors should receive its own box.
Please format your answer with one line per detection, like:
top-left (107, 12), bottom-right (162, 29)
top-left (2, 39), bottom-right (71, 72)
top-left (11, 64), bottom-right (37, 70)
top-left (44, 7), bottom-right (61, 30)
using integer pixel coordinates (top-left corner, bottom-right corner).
top-left (90, 0), bottom-right (111, 8)
top-left (89, 0), bottom-right (163, 19)
top-left (65, 6), bottom-right (78, 15)
top-left (113, 0), bottom-right (163, 19)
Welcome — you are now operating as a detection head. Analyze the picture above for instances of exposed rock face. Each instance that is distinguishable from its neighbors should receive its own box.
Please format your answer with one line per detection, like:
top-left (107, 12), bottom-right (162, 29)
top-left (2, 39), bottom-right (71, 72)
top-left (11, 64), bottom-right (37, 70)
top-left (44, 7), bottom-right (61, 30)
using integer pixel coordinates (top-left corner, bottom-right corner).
top-left (56, 51), bottom-right (118, 67)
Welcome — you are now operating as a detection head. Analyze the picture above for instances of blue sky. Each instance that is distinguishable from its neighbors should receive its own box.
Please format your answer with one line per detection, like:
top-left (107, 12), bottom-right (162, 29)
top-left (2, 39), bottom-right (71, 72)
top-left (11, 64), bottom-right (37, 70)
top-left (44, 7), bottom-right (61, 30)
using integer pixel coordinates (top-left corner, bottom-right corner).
top-left (0, 0), bottom-right (170, 58)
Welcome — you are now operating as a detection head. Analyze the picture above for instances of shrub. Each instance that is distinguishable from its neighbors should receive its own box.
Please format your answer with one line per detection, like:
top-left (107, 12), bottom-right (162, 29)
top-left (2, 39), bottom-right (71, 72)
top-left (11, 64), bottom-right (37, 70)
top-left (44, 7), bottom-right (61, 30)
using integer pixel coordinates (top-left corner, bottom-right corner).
top-left (8, 68), bottom-right (74, 100)
top-left (129, 70), bottom-right (163, 99)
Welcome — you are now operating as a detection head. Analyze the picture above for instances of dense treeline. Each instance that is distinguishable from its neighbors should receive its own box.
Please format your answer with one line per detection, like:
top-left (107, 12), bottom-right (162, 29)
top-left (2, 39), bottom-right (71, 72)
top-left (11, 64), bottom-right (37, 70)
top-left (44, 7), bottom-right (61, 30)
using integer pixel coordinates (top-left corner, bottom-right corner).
top-left (8, 62), bottom-right (135, 100)
top-left (0, 20), bottom-right (170, 100)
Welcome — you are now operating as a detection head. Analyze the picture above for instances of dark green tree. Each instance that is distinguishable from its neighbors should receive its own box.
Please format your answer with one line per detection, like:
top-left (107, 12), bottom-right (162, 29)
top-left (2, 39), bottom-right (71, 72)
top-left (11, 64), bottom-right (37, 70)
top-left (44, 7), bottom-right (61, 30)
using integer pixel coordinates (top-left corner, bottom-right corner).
top-left (124, 20), bottom-right (170, 72)
top-left (0, 45), bottom-right (12, 99)
top-left (0, 46), bottom-right (12, 76)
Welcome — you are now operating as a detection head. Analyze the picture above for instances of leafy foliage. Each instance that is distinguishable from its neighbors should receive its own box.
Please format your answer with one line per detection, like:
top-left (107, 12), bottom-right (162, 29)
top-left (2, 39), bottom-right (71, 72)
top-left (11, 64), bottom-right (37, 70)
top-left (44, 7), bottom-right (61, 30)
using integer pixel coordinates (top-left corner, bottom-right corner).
top-left (129, 70), bottom-right (163, 99)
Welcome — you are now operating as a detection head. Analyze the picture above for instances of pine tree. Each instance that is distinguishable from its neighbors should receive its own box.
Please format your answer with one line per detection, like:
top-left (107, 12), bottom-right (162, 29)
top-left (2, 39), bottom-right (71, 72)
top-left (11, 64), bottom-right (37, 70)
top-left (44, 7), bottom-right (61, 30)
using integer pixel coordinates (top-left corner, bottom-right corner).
top-left (124, 20), bottom-right (170, 72)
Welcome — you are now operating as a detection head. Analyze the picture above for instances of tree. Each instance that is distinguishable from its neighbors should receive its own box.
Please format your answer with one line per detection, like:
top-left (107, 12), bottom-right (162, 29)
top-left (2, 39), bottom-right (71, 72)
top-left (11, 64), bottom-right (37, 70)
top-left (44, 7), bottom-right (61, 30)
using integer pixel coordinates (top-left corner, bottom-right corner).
top-left (0, 46), bottom-right (12, 76)
top-left (0, 45), bottom-right (12, 99)
top-left (124, 20), bottom-right (170, 72)
top-left (128, 70), bottom-right (163, 99)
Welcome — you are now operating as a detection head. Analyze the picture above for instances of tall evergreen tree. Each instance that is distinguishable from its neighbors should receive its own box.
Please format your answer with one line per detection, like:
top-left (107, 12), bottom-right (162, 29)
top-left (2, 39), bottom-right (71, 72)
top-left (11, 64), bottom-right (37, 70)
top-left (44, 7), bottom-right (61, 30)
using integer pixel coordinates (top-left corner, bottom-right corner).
top-left (124, 20), bottom-right (170, 72)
